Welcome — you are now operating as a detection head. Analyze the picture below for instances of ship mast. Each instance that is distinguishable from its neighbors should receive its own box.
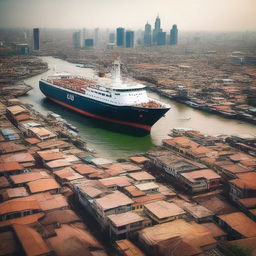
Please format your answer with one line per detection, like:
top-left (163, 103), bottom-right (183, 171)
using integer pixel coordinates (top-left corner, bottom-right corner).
top-left (111, 57), bottom-right (122, 85)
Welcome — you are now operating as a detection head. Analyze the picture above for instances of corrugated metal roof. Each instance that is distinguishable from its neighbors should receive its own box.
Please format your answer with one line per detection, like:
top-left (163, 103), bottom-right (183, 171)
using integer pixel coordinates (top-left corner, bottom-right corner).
top-left (0, 162), bottom-right (24, 173)
top-left (108, 211), bottom-right (144, 227)
top-left (0, 152), bottom-right (34, 163)
top-left (1, 128), bottom-right (17, 136)
top-left (7, 105), bottom-right (28, 115)
top-left (45, 159), bottom-right (71, 169)
top-left (0, 198), bottom-right (41, 215)
top-left (96, 191), bottom-right (133, 211)
top-left (10, 171), bottom-right (50, 184)
top-left (144, 200), bottom-right (185, 219)
top-left (0, 141), bottom-right (26, 154)
top-left (27, 178), bottom-right (60, 193)
top-left (0, 187), bottom-right (29, 201)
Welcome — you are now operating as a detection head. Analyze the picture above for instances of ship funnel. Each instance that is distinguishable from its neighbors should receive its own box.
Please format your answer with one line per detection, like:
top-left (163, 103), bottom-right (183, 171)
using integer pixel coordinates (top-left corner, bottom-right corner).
top-left (111, 58), bottom-right (122, 84)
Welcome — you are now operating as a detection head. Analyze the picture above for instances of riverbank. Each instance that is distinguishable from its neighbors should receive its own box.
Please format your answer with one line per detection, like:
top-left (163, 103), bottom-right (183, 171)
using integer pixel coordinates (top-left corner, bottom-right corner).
top-left (0, 54), bottom-right (48, 98)
top-left (146, 84), bottom-right (256, 125)
top-left (52, 48), bottom-right (256, 126)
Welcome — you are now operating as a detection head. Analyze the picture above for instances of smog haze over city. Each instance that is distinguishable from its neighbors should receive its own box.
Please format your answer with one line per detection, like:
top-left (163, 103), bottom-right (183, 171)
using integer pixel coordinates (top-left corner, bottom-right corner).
top-left (0, 0), bottom-right (256, 31)
top-left (1, 0), bottom-right (256, 256)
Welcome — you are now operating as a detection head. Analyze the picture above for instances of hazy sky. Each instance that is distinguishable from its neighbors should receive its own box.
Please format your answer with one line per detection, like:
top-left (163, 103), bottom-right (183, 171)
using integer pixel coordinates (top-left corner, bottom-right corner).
top-left (0, 0), bottom-right (255, 31)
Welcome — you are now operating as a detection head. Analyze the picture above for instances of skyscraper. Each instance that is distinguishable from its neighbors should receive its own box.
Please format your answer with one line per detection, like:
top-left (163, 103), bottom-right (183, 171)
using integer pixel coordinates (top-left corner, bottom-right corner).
top-left (94, 28), bottom-right (99, 46)
top-left (33, 28), bottom-right (39, 50)
top-left (170, 24), bottom-right (178, 45)
top-left (144, 22), bottom-right (152, 46)
top-left (84, 39), bottom-right (94, 48)
top-left (153, 15), bottom-right (161, 45)
top-left (157, 32), bottom-right (166, 46)
top-left (116, 27), bottom-right (125, 47)
top-left (72, 31), bottom-right (81, 49)
top-left (109, 33), bottom-right (115, 43)
top-left (125, 31), bottom-right (134, 48)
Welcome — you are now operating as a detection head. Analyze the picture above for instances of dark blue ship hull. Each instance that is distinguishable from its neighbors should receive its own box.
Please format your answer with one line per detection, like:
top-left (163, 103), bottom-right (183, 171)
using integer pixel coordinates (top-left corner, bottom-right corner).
top-left (39, 81), bottom-right (169, 133)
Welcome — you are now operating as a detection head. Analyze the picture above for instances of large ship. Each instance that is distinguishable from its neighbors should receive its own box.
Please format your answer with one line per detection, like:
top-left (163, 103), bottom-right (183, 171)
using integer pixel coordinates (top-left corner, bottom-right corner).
top-left (39, 59), bottom-right (170, 134)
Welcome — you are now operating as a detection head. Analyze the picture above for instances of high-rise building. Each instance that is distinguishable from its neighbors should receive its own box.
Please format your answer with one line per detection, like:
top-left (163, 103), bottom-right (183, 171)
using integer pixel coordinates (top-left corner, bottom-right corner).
top-left (144, 22), bottom-right (152, 46)
top-left (170, 24), bottom-right (178, 45)
top-left (82, 28), bottom-right (86, 41)
top-left (109, 33), bottom-right (115, 43)
top-left (84, 39), bottom-right (94, 48)
top-left (33, 28), bottom-right (39, 50)
top-left (125, 31), bottom-right (134, 48)
top-left (157, 32), bottom-right (166, 46)
top-left (94, 28), bottom-right (99, 46)
top-left (153, 15), bottom-right (161, 45)
top-left (72, 31), bottom-right (81, 49)
top-left (116, 27), bottom-right (125, 47)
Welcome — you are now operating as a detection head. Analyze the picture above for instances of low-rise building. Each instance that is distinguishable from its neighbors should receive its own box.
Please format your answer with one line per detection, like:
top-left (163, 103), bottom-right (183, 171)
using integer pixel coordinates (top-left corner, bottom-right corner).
top-left (144, 200), bottom-right (186, 224)
top-left (28, 127), bottom-right (56, 140)
top-left (37, 150), bottom-right (64, 163)
top-left (72, 163), bottom-right (100, 176)
top-left (147, 151), bottom-right (205, 178)
top-left (0, 198), bottom-right (42, 222)
top-left (102, 163), bottom-right (141, 177)
top-left (6, 106), bottom-right (29, 123)
top-left (135, 182), bottom-right (159, 194)
top-left (12, 224), bottom-right (53, 256)
top-left (0, 141), bottom-right (26, 154)
top-left (201, 222), bottom-right (227, 241)
top-left (220, 164), bottom-right (251, 179)
top-left (123, 185), bottom-right (146, 198)
top-left (99, 176), bottom-right (133, 189)
top-left (0, 152), bottom-right (35, 168)
top-left (108, 211), bottom-right (150, 239)
top-left (0, 187), bottom-right (29, 201)
top-left (138, 219), bottom-right (217, 256)
top-left (133, 193), bottom-right (166, 211)
top-left (0, 177), bottom-right (10, 188)
top-left (116, 239), bottom-right (146, 256)
top-left (45, 159), bottom-right (71, 171)
top-left (27, 178), bottom-right (60, 194)
top-left (229, 172), bottom-right (256, 201)
top-left (179, 169), bottom-right (221, 193)
top-left (128, 171), bottom-right (156, 184)
top-left (237, 197), bottom-right (256, 220)
top-left (29, 192), bottom-right (69, 212)
top-left (94, 191), bottom-right (134, 227)
top-left (217, 212), bottom-right (256, 239)
top-left (180, 202), bottom-right (214, 223)
top-left (72, 179), bottom-right (134, 228)
top-left (37, 140), bottom-right (72, 151)
top-left (0, 162), bottom-right (24, 176)
top-left (10, 170), bottom-right (50, 186)
top-left (129, 156), bottom-right (149, 165)
top-left (53, 167), bottom-right (83, 183)
top-left (46, 223), bottom-right (106, 256)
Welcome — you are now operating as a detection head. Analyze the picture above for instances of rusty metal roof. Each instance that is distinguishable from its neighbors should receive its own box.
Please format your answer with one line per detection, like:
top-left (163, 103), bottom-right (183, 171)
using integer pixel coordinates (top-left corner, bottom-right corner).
top-left (0, 198), bottom-right (41, 215)
top-left (10, 170), bottom-right (50, 184)
top-left (0, 152), bottom-right (34, 163)
top-left (0, 162), bottom-right (24, 173)
top-left (27, 178), bottom-right (60, 193)
top-left (0, 141), bottom-right (26, 154)
top-left (13, 224), bottom-right (51, 256)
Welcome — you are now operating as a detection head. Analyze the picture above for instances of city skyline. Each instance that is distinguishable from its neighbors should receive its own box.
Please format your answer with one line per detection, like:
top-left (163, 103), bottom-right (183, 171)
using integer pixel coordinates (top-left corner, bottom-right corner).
top-left (0, 0), bottom-right (255, 31)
